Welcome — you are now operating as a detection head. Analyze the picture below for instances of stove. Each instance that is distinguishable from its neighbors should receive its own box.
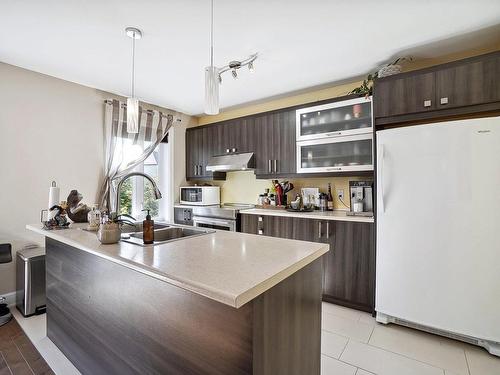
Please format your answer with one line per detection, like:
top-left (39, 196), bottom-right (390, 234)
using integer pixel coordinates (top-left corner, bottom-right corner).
top-left (174, 203), bottom-right (254, 231)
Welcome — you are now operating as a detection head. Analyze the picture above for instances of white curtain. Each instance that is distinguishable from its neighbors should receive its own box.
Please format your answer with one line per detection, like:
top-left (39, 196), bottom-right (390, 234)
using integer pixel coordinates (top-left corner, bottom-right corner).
top-left (98, 99), bottom-right (174, 212)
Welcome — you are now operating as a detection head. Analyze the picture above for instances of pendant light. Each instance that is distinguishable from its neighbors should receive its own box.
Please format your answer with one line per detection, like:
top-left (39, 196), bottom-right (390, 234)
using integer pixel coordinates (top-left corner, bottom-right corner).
top-left (204, 0), bottom-right (219, 115)
top-left (125, 27), bottom-right (142, 133)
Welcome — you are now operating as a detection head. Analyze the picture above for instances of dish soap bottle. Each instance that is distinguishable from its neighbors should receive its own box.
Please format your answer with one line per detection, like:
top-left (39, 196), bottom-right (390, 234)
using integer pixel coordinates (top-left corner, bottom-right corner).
top-left (142, 209), bottom-right (154, 244)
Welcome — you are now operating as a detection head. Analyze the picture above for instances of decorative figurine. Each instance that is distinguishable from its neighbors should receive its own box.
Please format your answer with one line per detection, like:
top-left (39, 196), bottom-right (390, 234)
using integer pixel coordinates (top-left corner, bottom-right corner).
top-left (42, 205), bottom-right (70, 230)
top-left (66, 190), bottom-right (91, 223)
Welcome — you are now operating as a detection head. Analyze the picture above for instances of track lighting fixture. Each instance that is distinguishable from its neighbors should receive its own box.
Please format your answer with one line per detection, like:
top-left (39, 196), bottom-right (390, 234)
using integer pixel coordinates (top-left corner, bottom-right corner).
top-left (232, 69), bottom-right (238, 79)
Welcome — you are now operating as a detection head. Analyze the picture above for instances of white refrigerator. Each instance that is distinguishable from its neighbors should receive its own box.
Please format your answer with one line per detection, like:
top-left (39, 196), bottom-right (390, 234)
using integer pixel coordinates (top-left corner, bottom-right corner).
top-left (375, 116), bottom-right (500, 356)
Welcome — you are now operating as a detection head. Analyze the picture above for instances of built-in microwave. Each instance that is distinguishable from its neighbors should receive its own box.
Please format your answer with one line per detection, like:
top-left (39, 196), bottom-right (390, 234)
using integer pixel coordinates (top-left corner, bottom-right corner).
top-left (179, 186), bottom-right (220, 206)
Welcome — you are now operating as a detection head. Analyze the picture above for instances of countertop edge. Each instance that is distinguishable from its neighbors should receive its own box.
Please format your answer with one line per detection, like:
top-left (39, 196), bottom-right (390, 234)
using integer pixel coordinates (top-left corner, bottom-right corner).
top-left (240, 209), bottom-right (374, 223)
top-left (234, 243), bottom-right (329, 308)
top-left (26, 224), bottom-right (328, 309)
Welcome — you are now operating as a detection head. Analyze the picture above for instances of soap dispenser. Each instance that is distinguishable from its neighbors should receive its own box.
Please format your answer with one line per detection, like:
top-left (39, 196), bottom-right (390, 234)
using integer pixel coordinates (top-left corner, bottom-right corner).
top-left (142, 209), bottom-right (154, 244)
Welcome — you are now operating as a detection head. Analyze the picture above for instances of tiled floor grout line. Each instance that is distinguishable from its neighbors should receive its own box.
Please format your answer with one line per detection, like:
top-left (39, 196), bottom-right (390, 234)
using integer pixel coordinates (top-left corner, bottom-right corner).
top-left (361, 337), bottom-right (465, 375)
top-left (339, 337), bottom-right (350, 360)
top-left (321, 327), bottom-right (355, 342)
top-left (366, 324), bottom-right (375, 343)
top-left (0, 351), bottom-right (14, 375)
top-left (13, 336), bottom-right (36, 375)
top-left (463, 349), bottom-right (473, 375)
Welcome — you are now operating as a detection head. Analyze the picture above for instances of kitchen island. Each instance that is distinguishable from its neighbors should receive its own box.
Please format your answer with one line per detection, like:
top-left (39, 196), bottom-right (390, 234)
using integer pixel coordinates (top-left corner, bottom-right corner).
top-left (27, 223), bottom-right (329, 375)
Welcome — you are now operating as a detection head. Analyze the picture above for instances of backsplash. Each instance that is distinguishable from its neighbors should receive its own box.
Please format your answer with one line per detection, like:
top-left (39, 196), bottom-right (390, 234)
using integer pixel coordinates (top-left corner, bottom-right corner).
top-left (209, 171), bottom-right (372, 210)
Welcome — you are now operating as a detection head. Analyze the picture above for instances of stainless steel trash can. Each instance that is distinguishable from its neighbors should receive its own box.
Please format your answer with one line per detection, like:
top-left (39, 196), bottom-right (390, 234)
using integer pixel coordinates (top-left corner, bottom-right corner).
top-left (16, 247), bottom-right (46, 317)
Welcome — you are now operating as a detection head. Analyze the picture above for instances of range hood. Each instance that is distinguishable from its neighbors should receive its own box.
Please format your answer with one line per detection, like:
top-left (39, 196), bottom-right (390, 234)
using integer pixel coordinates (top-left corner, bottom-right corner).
top-left (206, 152), bottom-right (255, 172)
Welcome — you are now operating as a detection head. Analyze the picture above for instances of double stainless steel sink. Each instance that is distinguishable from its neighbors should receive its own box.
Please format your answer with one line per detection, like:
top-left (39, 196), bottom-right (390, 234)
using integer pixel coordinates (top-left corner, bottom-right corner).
top-left (121, 223), bottom-right (214, 246)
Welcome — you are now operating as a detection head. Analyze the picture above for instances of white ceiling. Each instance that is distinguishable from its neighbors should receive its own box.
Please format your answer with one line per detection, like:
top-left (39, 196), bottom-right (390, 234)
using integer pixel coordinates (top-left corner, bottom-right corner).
top-left (1, 0), bottom-right (500, 115)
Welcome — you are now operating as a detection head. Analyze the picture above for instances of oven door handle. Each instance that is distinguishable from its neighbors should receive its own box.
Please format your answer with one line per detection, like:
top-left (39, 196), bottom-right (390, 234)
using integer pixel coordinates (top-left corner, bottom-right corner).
top-left (192, 217), bottom-right (236, 230)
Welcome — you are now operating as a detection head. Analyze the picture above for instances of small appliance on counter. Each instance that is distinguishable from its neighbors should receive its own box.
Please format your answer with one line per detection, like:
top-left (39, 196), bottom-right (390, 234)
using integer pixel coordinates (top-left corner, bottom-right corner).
top-left (179, 186), bottom-right (220, 206)
top-left (347, 181), bottom-right (373, 216)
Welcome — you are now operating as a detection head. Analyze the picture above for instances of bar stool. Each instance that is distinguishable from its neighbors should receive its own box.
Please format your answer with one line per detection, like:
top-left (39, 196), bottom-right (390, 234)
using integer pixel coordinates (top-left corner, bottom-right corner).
top-left (0, 243), bottom-right (13, 326)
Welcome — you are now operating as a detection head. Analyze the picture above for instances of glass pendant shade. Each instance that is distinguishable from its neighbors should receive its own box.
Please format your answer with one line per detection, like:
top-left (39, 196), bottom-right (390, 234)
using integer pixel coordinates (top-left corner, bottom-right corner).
top-left (204, 66), bottom-right (220, 115)
top-left (127, 97), bottom-right (139, 133)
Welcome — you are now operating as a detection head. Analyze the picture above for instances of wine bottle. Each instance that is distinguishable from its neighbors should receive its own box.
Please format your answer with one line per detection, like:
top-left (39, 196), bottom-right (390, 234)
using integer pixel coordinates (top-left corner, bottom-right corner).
top-left (327, 183), bottom-right (334, 211)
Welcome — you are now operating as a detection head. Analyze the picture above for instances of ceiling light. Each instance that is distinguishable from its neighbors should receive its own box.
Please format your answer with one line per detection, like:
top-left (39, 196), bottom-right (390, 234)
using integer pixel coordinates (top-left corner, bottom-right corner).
top-left (205, 66), bottom-right (219, 115)
top-left (203, 0), bottom-right (258, 115)
top-left (125, 27), bottom-right (142, 133)
top-left (204, 0), bottom-right (219, 115)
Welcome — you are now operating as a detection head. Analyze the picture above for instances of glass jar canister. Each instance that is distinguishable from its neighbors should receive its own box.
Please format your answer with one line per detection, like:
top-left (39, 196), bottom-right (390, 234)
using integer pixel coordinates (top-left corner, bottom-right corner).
top-left (87, 205), bottom-right (101, 231)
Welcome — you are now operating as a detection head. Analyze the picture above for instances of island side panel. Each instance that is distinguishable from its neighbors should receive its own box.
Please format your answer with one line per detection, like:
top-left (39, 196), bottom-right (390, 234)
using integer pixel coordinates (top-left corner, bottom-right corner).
top-left (252, 258), bottom-right (322, 375)
top-left (45, 238), bottom-right (253, 375)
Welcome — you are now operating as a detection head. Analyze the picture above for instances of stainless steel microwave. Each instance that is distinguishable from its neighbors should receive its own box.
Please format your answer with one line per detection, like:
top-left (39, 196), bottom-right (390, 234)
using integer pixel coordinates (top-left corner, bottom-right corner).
top-left (179, 186), bottom-right (220, 206)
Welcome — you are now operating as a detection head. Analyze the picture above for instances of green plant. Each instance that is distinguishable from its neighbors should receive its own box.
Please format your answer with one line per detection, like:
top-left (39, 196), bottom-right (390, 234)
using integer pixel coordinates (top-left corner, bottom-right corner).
top-left (349, 72), bottom-right (378, 96)
top-left (106, 212), bottom-right (136, 227)
top-left (348, 57), bottom-right (412, 96)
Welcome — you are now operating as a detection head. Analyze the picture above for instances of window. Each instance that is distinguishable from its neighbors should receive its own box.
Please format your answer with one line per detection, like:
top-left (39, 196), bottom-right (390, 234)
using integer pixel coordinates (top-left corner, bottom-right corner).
top-left (116, 139), bottom-right (171, 221)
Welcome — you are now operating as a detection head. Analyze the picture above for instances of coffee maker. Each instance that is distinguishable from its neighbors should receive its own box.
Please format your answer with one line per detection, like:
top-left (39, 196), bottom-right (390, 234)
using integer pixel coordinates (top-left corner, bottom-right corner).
top-left (348, 181), bottom-right (373, 216)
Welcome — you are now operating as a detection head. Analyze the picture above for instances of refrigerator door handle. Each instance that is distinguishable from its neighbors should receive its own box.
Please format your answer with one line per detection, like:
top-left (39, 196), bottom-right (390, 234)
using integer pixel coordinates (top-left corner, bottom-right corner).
top-left (378, 144), bottom-right (385, 213)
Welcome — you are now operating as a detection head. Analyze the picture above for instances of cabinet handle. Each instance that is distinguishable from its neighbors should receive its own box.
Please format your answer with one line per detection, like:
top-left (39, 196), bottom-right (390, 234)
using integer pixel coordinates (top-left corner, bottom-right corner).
top-left (318, 222), bottom-right (322, 239)
top-left (268, 160), bottom-right (272, 173)
top-left (326, 222), bottom-right (329, 239)
top-left (326, 131), bottom-right (342, 137)
top-left (198, 165), bottom-right (203, 175)
top-left (423, 100), bottom-right (432, 107)
top-left (440, 97), bottom-right (449, 105)
top-left (274, 159), bottom-right (278, 173)
top-left (194, 165), bottom-right (198, 176)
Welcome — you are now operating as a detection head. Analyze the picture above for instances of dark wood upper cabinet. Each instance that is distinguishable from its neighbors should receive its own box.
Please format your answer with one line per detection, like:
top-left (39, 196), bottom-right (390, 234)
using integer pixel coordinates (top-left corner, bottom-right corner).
top-left (254, 110), bottom-right (296, 178)
top-left (186, 126), bottom-right (226, 180)
top-left (374, 72), bottom-right (436, 117)
top-left (374, 51), bottom-right (500, 127)
top-left (435, 53), bottom-right (500, 109)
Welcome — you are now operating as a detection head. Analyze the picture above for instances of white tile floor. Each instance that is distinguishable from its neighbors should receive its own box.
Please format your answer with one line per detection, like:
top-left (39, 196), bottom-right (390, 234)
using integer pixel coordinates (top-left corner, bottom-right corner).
top-left (320, 303), bottom-right (500, 375)
top-left (11, 302), bottom-right (500, 375)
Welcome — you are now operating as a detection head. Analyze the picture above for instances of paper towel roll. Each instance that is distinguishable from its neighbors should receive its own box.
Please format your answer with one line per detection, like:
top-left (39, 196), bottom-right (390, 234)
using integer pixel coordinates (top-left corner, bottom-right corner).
top-left (48, 181), bottom-right (60, 220)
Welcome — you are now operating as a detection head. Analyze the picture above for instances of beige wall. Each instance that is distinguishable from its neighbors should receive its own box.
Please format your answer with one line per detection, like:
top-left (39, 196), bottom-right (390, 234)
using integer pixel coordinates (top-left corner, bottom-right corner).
top-left (0, 62), bottom-right (191, 295)
top-left (211, 171), bottom-right (370, 210)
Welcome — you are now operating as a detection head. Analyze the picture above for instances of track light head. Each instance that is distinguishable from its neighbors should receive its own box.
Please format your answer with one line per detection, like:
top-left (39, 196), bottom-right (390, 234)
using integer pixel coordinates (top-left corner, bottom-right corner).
top-left (248, 61), bottom-right (254, 72)
top-left (232, 69), bottom-right (238, 79)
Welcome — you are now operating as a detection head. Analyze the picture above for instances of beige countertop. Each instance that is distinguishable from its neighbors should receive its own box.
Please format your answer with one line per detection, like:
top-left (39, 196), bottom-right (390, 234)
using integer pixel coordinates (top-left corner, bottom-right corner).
top-left (241, 208), bottom-right (374, 223)
top-left (26, 224), bottom-right (328, 308)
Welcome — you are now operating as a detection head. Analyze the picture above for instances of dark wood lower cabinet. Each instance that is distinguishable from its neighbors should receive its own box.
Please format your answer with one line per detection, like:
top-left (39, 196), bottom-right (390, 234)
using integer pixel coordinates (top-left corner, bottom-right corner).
top-left (240, 213), bottom-right (375, 312)
top-left (323, 221), bottom-right (375, 312)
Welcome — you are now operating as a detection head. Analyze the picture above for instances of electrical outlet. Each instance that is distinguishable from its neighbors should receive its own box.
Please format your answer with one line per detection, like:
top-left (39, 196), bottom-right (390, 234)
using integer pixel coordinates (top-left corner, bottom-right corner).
top-left (337, 189), bottom-right (344, 200)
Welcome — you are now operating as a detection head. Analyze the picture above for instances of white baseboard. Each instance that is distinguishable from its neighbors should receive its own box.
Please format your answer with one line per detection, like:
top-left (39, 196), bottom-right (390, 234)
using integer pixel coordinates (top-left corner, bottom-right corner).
top-left (2, 291), bottom-right (16, 307)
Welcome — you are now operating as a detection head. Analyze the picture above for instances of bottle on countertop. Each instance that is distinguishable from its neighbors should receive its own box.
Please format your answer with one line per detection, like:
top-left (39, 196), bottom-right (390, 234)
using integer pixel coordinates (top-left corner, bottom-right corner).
top-left (319, 193), bottom-right (328, 212)
top-left (142, 209), bottom-right (154, 245)
top-left (269, 194), bottom-right (276, 206)
top-left (327, 183), bottom-right (334, 211)
top-left (87, 204), bottom-right (101, 231)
